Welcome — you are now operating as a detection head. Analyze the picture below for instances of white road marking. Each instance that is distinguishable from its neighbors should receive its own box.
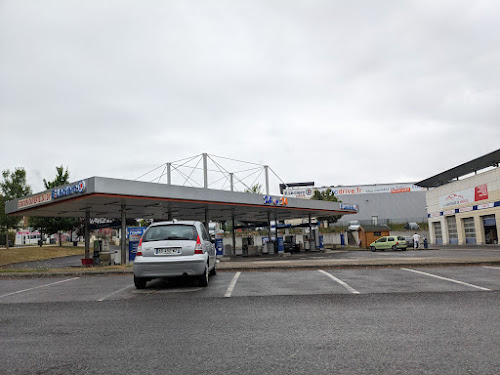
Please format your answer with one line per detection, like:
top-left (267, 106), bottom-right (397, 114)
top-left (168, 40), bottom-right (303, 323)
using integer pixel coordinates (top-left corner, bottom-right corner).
top-left (224, 272), bottom-right (241, 298)
top-left (0, 277), bottom-right (80, 299)
top-left (483, 266), bottom-right (500, 270)
top-left (318, 270), bottom-right (360, 294)
top-left (401, 268), bottom-right (491, 291)
top-left (97, 284), bottom-right (134, 302)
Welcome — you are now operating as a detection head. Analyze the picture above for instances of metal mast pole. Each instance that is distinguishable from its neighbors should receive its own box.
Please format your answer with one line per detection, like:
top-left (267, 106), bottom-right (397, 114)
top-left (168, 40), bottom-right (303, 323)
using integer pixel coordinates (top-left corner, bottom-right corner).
top-left (203, 153), bottom-right (208, 189)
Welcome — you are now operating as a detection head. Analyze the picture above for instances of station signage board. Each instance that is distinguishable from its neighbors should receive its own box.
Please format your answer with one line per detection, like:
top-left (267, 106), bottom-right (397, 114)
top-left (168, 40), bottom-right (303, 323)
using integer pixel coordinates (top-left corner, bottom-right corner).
top-left (263, 195), bottom-right (288, 206)
top-left (127, 227), bottom-right (146, 262)
top-left (52, 180), bottom-right (86, 199)
top-left (339, 203), bottom-right (359, 212)
top-left (17, 192), bottom-right (52, 209)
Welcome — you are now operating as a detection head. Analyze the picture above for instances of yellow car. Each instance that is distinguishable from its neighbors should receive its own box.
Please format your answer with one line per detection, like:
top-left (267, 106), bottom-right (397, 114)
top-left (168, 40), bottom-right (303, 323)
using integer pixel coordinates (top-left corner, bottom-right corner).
top-left (369, 236), bottom-right (407, 252)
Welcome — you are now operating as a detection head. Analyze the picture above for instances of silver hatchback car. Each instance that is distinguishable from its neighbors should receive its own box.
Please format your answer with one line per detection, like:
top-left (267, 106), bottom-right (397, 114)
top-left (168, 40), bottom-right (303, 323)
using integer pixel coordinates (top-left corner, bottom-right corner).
top-left (133, 220), bottom-right (217, 289)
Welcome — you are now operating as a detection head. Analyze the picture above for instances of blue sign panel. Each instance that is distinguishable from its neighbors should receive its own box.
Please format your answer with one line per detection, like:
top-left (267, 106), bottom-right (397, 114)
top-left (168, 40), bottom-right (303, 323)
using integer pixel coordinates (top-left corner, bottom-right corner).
top-left (277, 237), bottom-right (284, 252)
top-left (52, 180), bottom-right (86, 199)
top-left (127, 227), bottom-right (146, 262)
top-left (215, 238), bottom-right (224, 256)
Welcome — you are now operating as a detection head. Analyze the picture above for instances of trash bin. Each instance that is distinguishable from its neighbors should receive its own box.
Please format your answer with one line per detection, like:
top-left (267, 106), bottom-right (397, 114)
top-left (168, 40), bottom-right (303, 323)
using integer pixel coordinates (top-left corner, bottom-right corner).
top-left (114, 250), bottom-right (121, 265)
top-left (262, 242), bottom-right (269, 254)
top-left (267, 241), bottom-right (275, 255)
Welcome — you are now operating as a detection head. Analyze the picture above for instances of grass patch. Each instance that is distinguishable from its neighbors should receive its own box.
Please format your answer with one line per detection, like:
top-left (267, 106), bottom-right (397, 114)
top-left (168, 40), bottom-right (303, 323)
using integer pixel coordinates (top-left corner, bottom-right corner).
top-left (0, 245), bottom-right (85, 267)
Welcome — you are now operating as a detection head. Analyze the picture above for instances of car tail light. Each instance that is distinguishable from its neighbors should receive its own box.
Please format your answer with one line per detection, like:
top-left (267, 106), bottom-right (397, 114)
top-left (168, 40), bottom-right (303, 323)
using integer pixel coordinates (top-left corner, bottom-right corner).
top-left (136, 236), bottom-right (143, 256)
top-left (195, 235), bottom-right (203, 254)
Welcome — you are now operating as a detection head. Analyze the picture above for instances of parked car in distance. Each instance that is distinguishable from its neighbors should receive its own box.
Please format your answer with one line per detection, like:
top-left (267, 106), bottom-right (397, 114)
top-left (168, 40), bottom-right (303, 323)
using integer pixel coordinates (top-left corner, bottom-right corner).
top-left (369, 235), bottom-right (407, 251)
top-left (404, 222), bottom-right (420, 230)
top-left (133, 220), bottom-right (217, 289)
top-left (347, 220), bottom-right (360, 231)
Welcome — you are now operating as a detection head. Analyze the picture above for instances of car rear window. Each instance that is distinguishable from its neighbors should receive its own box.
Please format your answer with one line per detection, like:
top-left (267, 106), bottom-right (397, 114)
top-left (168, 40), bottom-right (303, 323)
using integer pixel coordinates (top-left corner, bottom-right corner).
top-left (143, 225), bottom-right (198, 242)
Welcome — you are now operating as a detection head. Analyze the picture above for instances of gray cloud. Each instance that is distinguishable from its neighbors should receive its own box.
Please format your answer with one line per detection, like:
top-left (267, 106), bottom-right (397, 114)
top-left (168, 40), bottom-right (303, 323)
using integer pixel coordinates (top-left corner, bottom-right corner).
top-left (1, 0), bottom-right (499, 193)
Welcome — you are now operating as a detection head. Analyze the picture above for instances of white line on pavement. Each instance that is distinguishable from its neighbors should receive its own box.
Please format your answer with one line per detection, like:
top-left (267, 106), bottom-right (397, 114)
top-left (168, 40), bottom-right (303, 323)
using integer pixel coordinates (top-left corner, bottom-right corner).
top-left (0, 277), bottom-right (80, 299)
top-left (97, 284), bottom-right (134, 302)
top-left (401, 268), bottom-right (491, 291)
top-left (318, 270), bottom-right (360, 294)
top-left (483, 266), bottom-right (500, 270)
top-left (224, 272), bottom-right (241, 298)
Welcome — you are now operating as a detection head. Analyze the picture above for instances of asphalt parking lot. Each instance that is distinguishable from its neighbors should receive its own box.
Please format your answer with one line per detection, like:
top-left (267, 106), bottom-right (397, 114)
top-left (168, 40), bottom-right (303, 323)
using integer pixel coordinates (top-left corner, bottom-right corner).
top-left (2, 265), bottom-right (500, 304)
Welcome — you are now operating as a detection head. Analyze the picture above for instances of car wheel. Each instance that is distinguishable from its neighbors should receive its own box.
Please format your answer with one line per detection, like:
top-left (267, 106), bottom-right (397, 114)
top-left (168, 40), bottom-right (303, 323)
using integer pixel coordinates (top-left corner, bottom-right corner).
top-left (198, 262), bottom-right (209, 287)
top-left (392, 245), bottom-right (398, 251)
top-left (134, 275), bottom-right (147, 289)
top-left (370, 246), bottom-right (376, 252)
top-left (209, 260), bottom-right (217, 276)
top-left (402, 247), bottom-right (407, 251)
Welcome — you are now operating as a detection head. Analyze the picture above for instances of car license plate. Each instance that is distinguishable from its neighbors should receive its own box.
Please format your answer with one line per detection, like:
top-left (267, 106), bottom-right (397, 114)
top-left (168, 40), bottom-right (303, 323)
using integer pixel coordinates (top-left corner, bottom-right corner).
top-left (155, 247), bottom-right (181, 255)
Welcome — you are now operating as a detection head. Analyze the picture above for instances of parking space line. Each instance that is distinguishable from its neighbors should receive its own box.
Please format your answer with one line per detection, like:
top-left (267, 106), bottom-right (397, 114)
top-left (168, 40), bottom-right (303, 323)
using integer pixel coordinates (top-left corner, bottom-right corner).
top-left (483, 266), bottom-right (500, 270)
top-left (97, 285), bottom-right (134, 302)
top-left (0, 277), bottom-right (80, 299)
top-left (224, 272), bottom-right (241, 298)
top-left (318, 270), bottom-right (360, 294)
top-left (401, 268), bottom-right (491, 291)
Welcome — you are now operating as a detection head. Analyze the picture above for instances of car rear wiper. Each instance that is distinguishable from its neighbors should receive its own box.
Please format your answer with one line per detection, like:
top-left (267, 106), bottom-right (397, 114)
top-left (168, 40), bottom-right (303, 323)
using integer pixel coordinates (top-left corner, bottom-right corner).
top-left (163, 236), bottom-right (193, 240)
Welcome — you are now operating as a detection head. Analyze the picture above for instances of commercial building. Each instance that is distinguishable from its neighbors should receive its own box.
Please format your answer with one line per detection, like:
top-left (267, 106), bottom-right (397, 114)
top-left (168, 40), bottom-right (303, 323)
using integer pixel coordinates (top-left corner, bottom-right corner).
top-left (418, 149), bottom-right (500, 245)
top-left (283, 183), bottom-right (427, 225)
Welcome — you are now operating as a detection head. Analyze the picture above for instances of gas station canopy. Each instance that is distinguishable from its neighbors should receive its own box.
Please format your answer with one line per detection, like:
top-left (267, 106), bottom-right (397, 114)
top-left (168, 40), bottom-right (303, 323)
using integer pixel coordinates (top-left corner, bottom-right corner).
top-left (6, 177), bottom-right (358, 222)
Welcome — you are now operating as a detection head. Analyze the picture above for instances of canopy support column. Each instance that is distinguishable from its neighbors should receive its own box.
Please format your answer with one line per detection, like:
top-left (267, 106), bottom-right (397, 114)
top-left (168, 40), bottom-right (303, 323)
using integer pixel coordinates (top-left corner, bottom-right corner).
top-left (205, 208), bottom-right (209, 234)
top-left (308, 214), bottom-right (312, 251)
top-left (232, 210), bottom-right (236, 255)
top-left (267, 211), bottom-right (271, 242)
top-left (121, 204), bottom-right (127, 264)
top-left (84, 210), bottom-right (90, 259)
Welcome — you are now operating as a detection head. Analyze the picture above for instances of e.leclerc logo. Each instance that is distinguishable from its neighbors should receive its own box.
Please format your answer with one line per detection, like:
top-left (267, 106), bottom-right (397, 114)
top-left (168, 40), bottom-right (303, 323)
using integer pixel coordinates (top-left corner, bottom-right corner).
top-left (52, 180), bottom-right (86, 199)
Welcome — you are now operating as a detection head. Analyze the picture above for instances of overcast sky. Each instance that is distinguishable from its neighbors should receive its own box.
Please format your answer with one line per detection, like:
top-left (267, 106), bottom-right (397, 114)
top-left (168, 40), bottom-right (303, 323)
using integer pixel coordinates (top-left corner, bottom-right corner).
top-left (1, 0), bottom-right (499, 194)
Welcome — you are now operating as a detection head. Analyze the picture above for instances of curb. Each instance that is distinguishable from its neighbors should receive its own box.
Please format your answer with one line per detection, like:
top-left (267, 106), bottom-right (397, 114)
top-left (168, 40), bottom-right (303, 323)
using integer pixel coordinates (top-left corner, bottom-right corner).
top-left (2, 259), bottom-right (500, 278)
top-left (217, 260), bottom-right (500, 271)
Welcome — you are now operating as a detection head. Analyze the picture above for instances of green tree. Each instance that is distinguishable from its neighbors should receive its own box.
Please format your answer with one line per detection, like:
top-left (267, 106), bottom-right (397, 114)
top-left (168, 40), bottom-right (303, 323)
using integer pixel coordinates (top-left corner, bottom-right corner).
top-left (310, 188), bottom-right (343, 224)
top-left (0, 168), bottom-right (32, 248)
top-left (43, 166), bottom-right (70, 189)
top-left (245, 183), bottom-right (263, 194)
top-left (28, 166), bottom-right (78, 246)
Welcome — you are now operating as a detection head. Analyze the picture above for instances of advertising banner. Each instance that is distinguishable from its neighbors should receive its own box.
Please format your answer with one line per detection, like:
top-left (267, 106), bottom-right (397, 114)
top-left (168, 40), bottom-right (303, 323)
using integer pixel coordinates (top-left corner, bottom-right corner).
top-left (127, 227), bottom-right (146, 262)
top-left (439, 185), bottom-right (489, 208)
top-left (283, 183), bottom-right (425, 199)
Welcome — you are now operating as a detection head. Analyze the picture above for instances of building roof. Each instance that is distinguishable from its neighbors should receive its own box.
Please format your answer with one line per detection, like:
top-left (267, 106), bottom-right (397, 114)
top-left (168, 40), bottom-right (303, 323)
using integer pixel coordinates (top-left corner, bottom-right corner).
top-left (5, 176), bottom-right (358, 223)
top-left (416, 148), bottom-right (500, 188)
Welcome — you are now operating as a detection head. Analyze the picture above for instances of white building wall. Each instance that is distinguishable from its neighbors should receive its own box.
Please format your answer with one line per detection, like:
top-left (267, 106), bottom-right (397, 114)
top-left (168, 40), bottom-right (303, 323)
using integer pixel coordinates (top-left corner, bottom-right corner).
top-left (426, 167), bottom-right (500, 245)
